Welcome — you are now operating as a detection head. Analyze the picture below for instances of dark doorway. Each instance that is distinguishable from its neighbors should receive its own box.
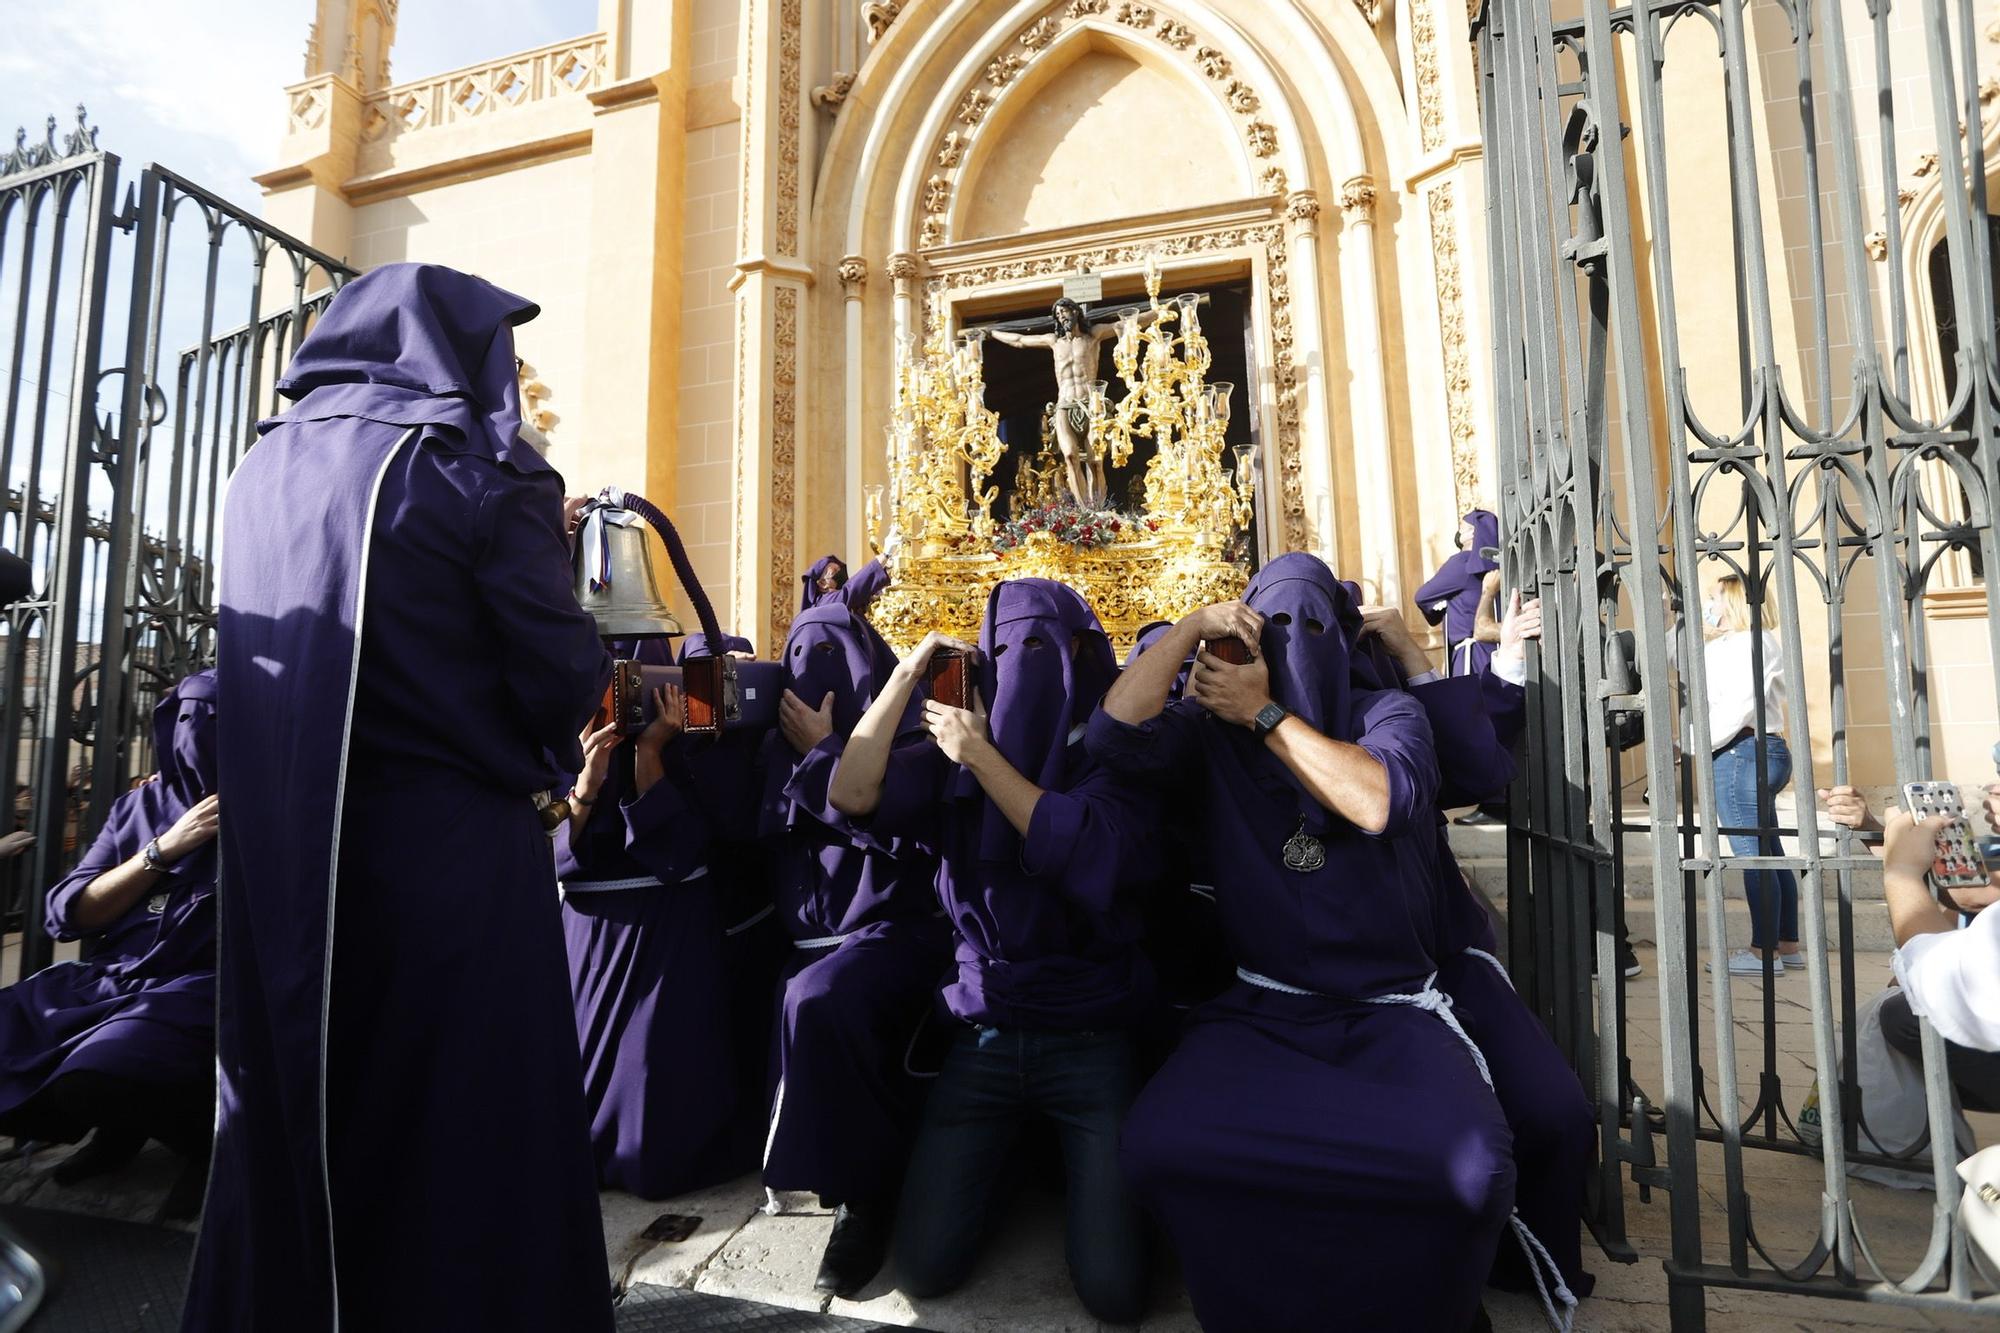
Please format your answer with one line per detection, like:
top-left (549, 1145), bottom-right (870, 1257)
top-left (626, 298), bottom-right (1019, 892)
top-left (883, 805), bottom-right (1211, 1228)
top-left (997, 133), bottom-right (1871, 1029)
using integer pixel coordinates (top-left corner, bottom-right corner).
top-left (967, 279), bottom-right (1259, 532)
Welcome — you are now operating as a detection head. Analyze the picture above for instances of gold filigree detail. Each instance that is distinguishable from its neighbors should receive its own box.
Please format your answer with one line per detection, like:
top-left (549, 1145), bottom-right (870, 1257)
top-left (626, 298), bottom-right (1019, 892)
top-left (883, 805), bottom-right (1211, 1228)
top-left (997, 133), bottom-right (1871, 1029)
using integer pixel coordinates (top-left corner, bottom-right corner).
top-left (1427, 183), bottom-right (1479, 513)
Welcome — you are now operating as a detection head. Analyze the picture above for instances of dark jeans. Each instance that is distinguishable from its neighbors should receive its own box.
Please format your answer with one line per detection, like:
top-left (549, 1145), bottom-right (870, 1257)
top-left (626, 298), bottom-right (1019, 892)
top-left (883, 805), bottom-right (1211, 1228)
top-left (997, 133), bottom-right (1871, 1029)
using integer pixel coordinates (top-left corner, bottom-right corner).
top-left (892, 1024), bottom-right (1147, 1323)
top-left (1879, 987), bottom-right (2000, 1114)
top-left (1714, 732), bottom-right (1799, 951)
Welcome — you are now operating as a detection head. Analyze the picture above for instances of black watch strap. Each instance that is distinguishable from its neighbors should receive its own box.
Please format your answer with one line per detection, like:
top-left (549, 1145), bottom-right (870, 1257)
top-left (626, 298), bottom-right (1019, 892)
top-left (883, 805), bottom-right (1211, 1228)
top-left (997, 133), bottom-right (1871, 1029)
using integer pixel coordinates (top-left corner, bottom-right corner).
top-left (1252, 702), bottom-right (1290, 737)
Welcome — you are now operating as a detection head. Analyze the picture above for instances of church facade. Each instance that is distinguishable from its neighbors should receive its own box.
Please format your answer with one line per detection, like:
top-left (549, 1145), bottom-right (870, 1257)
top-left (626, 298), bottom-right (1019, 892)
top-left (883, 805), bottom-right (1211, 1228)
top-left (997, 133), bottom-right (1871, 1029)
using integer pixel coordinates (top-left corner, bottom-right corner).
top-left (260, 0), bottom-right (1998, 785)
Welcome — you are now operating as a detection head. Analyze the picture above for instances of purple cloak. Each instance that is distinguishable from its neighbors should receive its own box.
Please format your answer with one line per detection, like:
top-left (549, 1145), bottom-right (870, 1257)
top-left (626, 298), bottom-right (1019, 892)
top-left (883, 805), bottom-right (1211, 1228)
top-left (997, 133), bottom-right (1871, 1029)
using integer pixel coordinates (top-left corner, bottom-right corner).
top-left (757, 605), bottom-right (950, 1204)
top-left (1087, 553), bottom-right (1514, 1332)
top-left (800, 554), bottom-right (889, 617)
top-left (0, 673), bottom-right (217, 1125)
top-left (854, 579), bottom-right (1159, 1032)
top-left (1414, 509), bottom-right (1501, 678)
top-left (191, 264), bottom-right (613, 1332)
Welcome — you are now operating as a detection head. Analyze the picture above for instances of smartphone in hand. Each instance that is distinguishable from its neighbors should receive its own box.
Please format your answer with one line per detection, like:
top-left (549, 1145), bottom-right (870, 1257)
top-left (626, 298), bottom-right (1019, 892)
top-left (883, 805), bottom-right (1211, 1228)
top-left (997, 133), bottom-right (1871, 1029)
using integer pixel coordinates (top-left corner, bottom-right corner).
top-left (1902, 781), bottom-right (1993, 909)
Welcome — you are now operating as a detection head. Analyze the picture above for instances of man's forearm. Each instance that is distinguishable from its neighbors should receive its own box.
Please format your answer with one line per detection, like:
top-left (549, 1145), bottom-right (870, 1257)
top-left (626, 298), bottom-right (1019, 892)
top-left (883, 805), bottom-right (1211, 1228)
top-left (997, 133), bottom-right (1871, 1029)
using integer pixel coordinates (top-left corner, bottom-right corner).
top-left (1885, 865), bottom-right (1962, 947)
top-left (829, 668), bottom-right (920, 815)
top-left (1103, 621), bottom-right (1200, 724)
top-left (71, 858), bottom-right (165, 932)
top-left (1264, 719), bottom-right (1391, 834)
top-left (963, 739), bottom-right (1044, 836)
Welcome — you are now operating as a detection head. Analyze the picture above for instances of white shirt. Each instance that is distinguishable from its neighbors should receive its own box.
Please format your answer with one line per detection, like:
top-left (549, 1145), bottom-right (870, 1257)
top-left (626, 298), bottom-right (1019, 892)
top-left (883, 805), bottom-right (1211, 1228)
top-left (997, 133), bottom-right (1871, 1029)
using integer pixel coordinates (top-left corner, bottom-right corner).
top-left (1700, 629), bottom-right (1785, 752)
top-left (1894, 908), bottom-right (2000, 1053)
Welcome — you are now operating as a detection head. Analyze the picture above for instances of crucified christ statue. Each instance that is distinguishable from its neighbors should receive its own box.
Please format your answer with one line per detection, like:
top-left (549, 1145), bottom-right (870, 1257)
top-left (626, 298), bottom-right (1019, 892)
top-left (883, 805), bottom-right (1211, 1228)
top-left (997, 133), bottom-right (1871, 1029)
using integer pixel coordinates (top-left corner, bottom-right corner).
top-left (988, 298), bottom-right (1157, 508)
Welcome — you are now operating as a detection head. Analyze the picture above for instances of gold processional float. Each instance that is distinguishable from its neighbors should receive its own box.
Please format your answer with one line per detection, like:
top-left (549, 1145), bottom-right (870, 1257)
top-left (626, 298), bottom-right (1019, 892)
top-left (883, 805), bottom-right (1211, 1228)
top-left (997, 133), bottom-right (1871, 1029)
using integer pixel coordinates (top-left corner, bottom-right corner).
top-left (863, 258), bottom-right (1256, 656)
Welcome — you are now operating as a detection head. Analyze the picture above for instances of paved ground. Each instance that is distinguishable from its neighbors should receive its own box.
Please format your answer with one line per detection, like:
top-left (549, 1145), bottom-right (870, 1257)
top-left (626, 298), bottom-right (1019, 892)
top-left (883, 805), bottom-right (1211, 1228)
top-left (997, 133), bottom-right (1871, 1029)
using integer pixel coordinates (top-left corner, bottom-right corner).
top-left (2, 825), bottom-right (1994, 1329)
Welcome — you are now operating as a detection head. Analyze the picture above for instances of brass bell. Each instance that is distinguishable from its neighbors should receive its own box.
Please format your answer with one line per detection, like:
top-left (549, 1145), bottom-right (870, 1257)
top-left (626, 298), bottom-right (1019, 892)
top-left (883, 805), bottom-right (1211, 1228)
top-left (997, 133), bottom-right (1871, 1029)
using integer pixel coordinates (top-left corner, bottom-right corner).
top-left (574, 499), bottom-right (684, 639)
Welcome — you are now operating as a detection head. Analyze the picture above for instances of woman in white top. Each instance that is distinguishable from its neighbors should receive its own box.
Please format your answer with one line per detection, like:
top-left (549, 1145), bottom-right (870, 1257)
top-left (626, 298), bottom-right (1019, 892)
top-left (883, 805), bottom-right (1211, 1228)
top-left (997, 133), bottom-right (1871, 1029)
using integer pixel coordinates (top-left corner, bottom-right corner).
top-left (1700, 574), bottom-right (1800, 976)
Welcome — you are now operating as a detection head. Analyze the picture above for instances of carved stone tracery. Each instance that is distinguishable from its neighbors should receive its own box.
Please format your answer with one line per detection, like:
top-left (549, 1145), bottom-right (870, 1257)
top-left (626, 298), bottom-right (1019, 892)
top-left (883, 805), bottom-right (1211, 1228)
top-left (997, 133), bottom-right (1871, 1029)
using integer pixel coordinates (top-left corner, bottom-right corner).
top-left (1426, 183), bottom-right (1480, 513)
top-left (771, 286), bottom-right (801, 652)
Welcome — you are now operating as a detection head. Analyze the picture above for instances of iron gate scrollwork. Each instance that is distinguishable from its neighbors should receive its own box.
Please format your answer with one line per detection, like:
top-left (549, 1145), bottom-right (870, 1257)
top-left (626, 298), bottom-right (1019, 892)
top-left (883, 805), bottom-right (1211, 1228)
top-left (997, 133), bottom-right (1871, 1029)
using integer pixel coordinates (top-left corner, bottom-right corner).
top-left (0, 109), bottom-right (354, 981)
top-left (1477, 0), bottom-right (2000, 1325)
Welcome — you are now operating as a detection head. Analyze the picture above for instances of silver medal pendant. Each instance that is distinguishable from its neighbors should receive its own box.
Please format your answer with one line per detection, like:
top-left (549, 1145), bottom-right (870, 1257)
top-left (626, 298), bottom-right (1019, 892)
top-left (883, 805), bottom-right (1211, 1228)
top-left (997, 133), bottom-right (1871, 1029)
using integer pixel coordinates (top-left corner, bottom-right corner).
top-left (1282, 819), bottom-right (1326, 873)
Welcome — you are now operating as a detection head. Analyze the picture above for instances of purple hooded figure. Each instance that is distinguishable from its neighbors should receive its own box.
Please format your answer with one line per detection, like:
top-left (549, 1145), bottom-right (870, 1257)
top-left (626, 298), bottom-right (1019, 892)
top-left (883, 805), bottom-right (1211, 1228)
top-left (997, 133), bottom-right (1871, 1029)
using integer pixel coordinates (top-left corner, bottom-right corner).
top-left (0, 672), bottom-right (219, 1206)
top-left (800, 553), bottom-right (890, 617)
top-left (557, 633), bottom-right (768, 1199)
top-left (1088, 552), bottom-right (1516, 1333)
top-left (827, 578), bottom-right (1161, 1323)
top-left (191, 263), bottom-right (614, 1333)
top-left (1415, 508), bottom-right (1502, 678)
top-left (756, 603), bottom-right (950, 1296)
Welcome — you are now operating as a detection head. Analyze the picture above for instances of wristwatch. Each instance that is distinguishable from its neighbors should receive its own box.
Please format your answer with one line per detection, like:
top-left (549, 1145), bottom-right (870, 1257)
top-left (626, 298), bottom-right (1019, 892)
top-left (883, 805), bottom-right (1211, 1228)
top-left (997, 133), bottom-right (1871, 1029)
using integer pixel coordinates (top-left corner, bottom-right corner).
top-left (141, 837), bottom-right (171, 873)
top-left (1252, 701), bottom-right (1291, 738)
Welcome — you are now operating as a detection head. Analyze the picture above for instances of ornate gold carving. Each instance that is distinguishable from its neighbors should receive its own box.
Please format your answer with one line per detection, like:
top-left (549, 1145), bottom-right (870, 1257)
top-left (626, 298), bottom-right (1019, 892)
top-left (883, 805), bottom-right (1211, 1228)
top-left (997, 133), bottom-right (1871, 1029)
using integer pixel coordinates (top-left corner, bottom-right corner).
top-left (1226, 80), bottom-right (1259, 114)
top-left (1408, 0), bottom-right (1445, 153)
top-left (986, 52), bottom-right (1026, 85)
top-left (1022, 16), bottom-right (1062, 49)
top-left (957, 88), bottom-right (994, 125)
top-left (1157, 19), bottom-right (1194, 47)
top-left (1865, 231), bottom-right (1888, 262)
top-left (1115, 2), bottom-right (1156, 28)
top-left (1426, 183), bottom-right (1479, 514)
top-left (1246, 122), bottom-right (1278, 157)
top-left (863, 0), bottom-right (900, 44)
top-left (776, 0), bottom-right (802, 253)
top-left (812, 72), bottom-right (855, 109)
top-left (922, 221), bottom-right (1307, 552)
top-left (838, 255), bottom-right (869, 290)
top-left (771, 287), bottom-right (800, 653)
top-left (1338, 176), bottom-right (1377, 224)
top-left (1193, 46), bottom-right (1231, 79)
top-left (923, 175), bottom-right (951, 213)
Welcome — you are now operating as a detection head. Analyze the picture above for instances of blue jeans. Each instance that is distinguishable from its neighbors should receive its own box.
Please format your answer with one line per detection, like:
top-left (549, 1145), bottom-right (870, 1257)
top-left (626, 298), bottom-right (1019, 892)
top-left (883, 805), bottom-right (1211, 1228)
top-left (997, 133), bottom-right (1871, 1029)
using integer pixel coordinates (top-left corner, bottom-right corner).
top-left (892, 1025), bottom-right (1147, 1323)
top-left (1713, 732), bottom-right (1799, 951)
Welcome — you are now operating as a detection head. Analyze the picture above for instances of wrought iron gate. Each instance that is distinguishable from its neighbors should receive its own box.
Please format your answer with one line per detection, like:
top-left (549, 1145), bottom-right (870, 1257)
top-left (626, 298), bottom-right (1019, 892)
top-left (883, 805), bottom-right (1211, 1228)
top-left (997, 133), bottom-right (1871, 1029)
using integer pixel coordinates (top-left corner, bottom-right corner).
top-left (0, 111), bottom-right (353, 979)
top-left (1477, 0), bottom-right (1999, 1324)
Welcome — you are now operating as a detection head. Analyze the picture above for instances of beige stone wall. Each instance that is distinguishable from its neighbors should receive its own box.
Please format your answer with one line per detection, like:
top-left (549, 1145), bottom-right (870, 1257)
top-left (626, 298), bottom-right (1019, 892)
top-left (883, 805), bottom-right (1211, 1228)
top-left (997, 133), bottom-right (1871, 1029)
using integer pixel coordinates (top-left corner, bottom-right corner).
top-left (675, 116), bottom-right (744, 621)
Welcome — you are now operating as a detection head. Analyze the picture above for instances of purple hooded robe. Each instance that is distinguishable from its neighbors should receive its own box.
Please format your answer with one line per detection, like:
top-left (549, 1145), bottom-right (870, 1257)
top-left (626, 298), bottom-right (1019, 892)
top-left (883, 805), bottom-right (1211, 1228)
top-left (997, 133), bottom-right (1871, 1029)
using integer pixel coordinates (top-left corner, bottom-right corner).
top-left (1414, 509), bottom-right (1501, 679)
top-left (857, 579), bottom-right (1159, 1032)
top-left (800, 554), bottom-right (889, 617)
top-left (1086, 552), bottom-right (1514, 1333)
top-left (189, 263), bottom-right (614, 1333)
top-left (0, 673), bottom-right (217, 1137)
top-left (756, 604), bottom-right (950, 1204)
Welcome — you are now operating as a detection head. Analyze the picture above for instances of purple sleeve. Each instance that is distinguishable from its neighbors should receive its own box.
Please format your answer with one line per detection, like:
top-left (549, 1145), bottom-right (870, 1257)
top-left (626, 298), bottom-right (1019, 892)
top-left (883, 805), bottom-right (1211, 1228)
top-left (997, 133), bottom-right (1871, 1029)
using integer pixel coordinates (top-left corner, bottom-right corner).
top-left (781, 736), bottom-right (845, 826)
top-left (1409, 676), bottom-right (1515, 807)
top-left (619, 763), bottom-right (714, 884)
top-left (45, 788), bottom-right (150, 942)
top-left (840, 742), bottom-right (948, 849)
top-left (841, 558), bottom-right (890, 616)
top-left (1412, 555), bottom-right (1467, 626)
top-left (1020, 765), bottom-right (1161, 916)
top-left (1351, 690), bottom-right (1439, 840)
top-left (1084, 699), bottom-right (1202, 783)
top-left (1480, 671), bottom-right (1527, 748)
top-left (472, 473), bottom-right (614, 775)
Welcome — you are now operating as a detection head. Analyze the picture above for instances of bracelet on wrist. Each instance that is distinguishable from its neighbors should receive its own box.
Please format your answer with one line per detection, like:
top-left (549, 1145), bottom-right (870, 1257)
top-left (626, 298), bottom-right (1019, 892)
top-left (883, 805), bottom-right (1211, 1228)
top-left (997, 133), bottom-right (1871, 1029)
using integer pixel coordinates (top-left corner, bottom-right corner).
top-left (570, 789), bottom-right (597, 808)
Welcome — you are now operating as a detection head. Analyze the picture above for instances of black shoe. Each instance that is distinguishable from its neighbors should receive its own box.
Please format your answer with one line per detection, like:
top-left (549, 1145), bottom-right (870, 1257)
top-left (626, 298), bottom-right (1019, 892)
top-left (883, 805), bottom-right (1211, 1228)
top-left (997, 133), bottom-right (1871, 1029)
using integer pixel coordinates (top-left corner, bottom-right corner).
top-left (161, 1152), bottom-right (210, 1221)
top-left (814, 1203), bottom-right (890, 1298)
top-left (1453, 810), bottom-right (1503, 827)
top-left (1620, 943), bottom-right (1643, 978)
top-left (51, 1128), bottom-right (144, 1185)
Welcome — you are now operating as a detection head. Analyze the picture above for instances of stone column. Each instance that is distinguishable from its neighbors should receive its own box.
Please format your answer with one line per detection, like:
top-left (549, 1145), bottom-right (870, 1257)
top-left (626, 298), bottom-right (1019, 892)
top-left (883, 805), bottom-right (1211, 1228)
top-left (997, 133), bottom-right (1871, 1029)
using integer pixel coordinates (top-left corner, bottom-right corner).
top-left (1283, 191), bottom-right (1338, 564)
top-left (1334, 176), bottom-right (1403, 605)
top-left (886, 251), bottom-right (921, 353)
top-left (839, 255), bottom-right (869, 559)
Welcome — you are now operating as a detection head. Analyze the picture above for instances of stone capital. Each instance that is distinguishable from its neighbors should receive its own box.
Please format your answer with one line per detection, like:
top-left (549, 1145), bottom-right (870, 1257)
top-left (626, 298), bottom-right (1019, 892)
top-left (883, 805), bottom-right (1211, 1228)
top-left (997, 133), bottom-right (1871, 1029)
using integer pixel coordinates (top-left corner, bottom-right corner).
top-left (838, 255), bottom-right (869, 292)
top-left (886, 252), bottom-right (922, 286)
top-left (1285, 191), bottom-right (1322, 236)
top-left (1338, 176), bottom-right (1378, 226)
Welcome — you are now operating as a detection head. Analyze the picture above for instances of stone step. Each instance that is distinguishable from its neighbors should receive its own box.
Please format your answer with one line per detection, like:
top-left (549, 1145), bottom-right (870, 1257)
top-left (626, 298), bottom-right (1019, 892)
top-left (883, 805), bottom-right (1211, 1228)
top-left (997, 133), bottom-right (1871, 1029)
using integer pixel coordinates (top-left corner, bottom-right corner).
top-left (1456, 857), bottom-right (1900, 953)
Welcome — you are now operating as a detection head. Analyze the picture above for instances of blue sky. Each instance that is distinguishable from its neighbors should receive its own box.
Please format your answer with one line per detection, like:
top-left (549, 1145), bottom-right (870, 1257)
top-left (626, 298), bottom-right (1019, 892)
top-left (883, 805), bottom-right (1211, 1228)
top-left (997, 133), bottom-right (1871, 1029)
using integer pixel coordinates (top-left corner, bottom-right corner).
top-left (0, 0), bottom-right (600, 216)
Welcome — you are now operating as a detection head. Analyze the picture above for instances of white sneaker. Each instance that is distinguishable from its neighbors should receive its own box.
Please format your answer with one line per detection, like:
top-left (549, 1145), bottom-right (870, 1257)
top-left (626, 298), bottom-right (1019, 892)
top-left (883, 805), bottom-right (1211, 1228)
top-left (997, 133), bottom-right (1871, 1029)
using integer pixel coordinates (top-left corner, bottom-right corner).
top-left (1708, 948), bottom-right (1786, 976)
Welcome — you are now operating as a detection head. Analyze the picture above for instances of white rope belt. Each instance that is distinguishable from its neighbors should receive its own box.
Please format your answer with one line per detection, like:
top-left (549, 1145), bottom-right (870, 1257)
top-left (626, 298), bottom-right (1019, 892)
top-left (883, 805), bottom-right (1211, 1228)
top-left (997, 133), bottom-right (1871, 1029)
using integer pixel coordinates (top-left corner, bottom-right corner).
top-left (1235, 966), bottom-right (1577, 1333)
top-left (792, 932), bottom-right (852, 951)
top-left (1464, 947), bottom-right (1515, 991)
top-left (559, 867), bottom-right (709, 894)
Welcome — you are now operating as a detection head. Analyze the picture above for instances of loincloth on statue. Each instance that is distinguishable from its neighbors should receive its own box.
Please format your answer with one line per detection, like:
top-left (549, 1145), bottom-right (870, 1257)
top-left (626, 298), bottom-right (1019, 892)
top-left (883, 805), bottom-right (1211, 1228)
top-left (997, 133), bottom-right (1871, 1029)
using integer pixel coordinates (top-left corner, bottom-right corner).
top-left (1055, 397), bottom-right (1091, 436)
